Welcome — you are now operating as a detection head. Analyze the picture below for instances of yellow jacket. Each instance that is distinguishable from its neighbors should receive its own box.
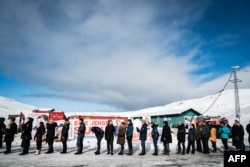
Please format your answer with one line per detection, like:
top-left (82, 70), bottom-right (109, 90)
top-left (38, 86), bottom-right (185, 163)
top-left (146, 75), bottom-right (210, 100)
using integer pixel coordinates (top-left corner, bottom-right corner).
top-left (210, 127), bottom-right (217, 142)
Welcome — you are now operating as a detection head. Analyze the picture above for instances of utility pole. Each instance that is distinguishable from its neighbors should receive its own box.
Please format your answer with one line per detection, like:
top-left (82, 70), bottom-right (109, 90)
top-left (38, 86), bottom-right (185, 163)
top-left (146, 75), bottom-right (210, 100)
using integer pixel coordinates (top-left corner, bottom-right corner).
top-left (230, 66), bottom-right (241, 121)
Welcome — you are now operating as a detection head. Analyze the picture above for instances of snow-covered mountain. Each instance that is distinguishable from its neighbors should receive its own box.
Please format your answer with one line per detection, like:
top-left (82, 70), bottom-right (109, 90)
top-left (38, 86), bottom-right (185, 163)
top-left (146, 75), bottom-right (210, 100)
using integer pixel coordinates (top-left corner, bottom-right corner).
top-left (0, 96), bottom-right (35, 118)
top-left (1, 89), bottom-right (250, 127)
top-left (127, 89), bottom-right (250, 128)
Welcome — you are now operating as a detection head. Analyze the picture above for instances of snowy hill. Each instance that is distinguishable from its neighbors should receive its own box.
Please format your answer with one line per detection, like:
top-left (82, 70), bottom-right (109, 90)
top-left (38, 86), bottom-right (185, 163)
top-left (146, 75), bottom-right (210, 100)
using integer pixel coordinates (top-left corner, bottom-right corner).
top-left (0, 89), bottom-right (250, 127)
top-left (0, 96), bottom-right (35, 118)
top-left (128, 89), bottom-right (250, 128)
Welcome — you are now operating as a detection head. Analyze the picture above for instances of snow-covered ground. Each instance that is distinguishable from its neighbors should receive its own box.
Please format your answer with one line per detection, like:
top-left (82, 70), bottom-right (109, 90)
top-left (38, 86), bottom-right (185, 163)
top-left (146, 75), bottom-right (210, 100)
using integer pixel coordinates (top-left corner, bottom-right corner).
top-left (0, 133), bottom-right (231, 167)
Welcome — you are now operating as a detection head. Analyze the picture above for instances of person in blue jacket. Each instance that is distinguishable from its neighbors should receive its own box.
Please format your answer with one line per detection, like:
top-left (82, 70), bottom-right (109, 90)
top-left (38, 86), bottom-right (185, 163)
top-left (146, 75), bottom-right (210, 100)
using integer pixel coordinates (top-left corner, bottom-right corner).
top-left (136, 119), bottom-right (148, 155)
top-left (151, 122), bottom-right (159, 156)
top-left (218, 121), bottom-right (231, 151)
top-left (186, 124), bottom-right (196, 154)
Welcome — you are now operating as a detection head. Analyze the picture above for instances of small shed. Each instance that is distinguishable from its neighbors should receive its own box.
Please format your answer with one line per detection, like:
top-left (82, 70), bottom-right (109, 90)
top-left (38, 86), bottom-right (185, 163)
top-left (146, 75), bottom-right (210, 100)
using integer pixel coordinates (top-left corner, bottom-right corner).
top-left (150, 108), bottom-right (201, 127)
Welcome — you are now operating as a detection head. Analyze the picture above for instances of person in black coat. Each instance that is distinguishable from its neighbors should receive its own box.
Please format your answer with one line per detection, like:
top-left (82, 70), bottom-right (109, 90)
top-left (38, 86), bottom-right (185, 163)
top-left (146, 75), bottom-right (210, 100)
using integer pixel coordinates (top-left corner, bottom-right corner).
top-left (61, 119), bottom-right (70, 154)
top-left (91, 126), bottom-right (104, 155)
top-left (161, 121), bottom-right (172, 155)
top-left (232, 120), bottom-right (245, 151)
top-left (126, 119), bottom-right (134, 155)
top-left (0, 118), bottom-right (6, 148)
top-left (34, 122), bottom-right (45, 155)
top-left (20, 117), bottom-right (34, 155)
top-left (136, 119), bottom-right (148, 155)
top-left (45, 119), bottom-right (57, 154)
top-left (75, 118), bottom-right (86, 154)
top-left (201, 121), bottom-right (210, 154)
top-left (186, 124), bottom-right (196, 154)
top-left (3, 117), bottom-right (17, 154)
top-left (105, 120), bottom-right (115, 155)
top-left (246, 120), bottom-right (250, 147)
top-left (176, 121), bottom-right (186, 155)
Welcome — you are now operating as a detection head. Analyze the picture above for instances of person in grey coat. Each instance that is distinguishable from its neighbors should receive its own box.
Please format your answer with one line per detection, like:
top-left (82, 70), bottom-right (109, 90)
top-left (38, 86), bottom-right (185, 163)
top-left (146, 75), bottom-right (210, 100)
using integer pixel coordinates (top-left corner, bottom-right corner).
top-left (75, 118), bottom-right (86, 154)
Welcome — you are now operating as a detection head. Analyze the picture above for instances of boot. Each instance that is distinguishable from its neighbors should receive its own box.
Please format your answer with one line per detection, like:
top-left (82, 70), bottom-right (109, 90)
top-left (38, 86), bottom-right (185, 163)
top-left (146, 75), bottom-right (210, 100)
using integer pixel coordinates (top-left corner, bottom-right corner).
top-left (127, 149), bottom-right (132, 155)
top-left (45, 145), bottom-right (52, 154)
top-left (74, 147), bottom-right (82, 155)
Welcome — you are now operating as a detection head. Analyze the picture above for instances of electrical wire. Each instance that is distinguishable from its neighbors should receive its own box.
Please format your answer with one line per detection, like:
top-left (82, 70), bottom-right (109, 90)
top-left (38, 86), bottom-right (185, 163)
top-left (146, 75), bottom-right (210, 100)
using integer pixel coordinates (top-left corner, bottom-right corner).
top-left (202, 71), bottom-right (233, 115)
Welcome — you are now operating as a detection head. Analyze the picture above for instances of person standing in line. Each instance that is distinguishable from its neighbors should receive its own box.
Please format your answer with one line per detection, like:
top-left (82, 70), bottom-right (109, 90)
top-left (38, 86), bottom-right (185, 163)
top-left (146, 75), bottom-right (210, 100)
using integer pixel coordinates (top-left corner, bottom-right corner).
top-left (117, 122), bottom-right (126, 155)
top-left (210, 125), bottom-right (217, 153)
top-left (196, 121), bottom-right (203, 152)
top-left (3, 117), bottom-right (17, 154)
top-left (246, 120), bottom-right (250, 148)
top-left (60, 118), bottom-right (70, 154)
top-left (91, 126), bottom-right (104, 155)
top-left (218, 121), bottom-right (231, 151)
top-left (45, 119), bottom-right (57, 154)
top-left (176, 121), bottom-right (186, 155)
top-left (0, 118), bottom-right (6, 148)
top-left (20, 117), bottom-right (34, 155)
top-left (105, 120), bottom-right (115, 155)
top-left (136, 119), bottom-right (148, 156)
top-left (161, 121), bottom-right (172, 155)
top-left (75, 118), bottom-right (86, 154)
top-left (34, 122), bottom-right (45, 155)
top-left (201, 121), bottom-right (210, 154)
top-left (186, 124), bottom-right (196, 154)
top-left (232, 120), bottom-right (244, 151)
top-left (126, 119), bottom-right (134, 155)
top-left (151, 122), bottom-right (159, 156)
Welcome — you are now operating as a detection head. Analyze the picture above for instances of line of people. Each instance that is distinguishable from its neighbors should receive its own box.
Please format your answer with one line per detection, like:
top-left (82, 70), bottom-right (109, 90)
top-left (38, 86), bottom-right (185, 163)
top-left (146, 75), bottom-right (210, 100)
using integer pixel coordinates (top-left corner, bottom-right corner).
top-left (1, 117), bottom-right (249, 156)
top-left (176, 119), bottom-right (247, 156)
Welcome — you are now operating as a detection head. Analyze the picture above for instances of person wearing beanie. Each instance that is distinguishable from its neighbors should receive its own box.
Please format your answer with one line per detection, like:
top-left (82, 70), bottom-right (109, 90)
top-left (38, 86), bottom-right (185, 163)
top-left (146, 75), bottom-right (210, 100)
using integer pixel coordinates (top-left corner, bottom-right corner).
top-left (161, 121), bottom-right (172, 155)
top-left (126, 119), bottom-right (134, 155)
top-left (34, 122), bottom-right (45, 155)
top-left (60, 118), bottom-right (70, 154)
top-left (75, 118), bottom-right (86, 154)
top-left (3, 117), bottom-right (17, 154)
top-left (20, 117), bottom-right (34, 155)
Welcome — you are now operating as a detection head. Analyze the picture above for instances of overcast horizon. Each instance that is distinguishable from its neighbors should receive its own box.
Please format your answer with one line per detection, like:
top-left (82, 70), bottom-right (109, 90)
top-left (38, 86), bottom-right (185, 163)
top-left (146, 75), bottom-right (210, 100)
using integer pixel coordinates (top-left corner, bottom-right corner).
top-left (0, 0), bottom-right (250, 112)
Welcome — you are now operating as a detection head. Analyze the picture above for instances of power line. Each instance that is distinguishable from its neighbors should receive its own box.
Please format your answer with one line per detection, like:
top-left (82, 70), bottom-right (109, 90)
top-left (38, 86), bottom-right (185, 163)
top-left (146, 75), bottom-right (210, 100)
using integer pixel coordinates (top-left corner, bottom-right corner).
top-left (202, 70), bottom-right (233, 115)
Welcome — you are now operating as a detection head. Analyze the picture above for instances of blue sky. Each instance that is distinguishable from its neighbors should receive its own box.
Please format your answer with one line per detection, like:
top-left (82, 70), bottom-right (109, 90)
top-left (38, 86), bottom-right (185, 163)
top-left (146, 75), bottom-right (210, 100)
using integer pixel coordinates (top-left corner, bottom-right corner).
top-left (0, 0), bottom-right (250, 112)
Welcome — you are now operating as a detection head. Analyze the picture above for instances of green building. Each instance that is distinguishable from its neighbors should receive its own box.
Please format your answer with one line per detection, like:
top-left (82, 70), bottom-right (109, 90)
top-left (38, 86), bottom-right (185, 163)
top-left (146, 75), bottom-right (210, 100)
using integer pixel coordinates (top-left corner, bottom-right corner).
top-left (130, 108), bottom-right (201, 128)
top-left (150, 108), bottom-right (201, 127)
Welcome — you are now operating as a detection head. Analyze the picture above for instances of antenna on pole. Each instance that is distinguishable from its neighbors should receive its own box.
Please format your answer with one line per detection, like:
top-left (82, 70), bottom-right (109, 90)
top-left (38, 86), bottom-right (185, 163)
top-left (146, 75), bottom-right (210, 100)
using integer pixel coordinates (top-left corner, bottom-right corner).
top-left (230, 66), bottom-right (241, 121)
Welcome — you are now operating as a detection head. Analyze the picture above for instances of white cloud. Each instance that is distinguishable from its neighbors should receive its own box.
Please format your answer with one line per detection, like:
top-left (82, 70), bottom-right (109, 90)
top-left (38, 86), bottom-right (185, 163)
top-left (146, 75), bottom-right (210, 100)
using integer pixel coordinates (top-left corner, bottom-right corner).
top-left (0, 0), bottom-right (249, 111)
